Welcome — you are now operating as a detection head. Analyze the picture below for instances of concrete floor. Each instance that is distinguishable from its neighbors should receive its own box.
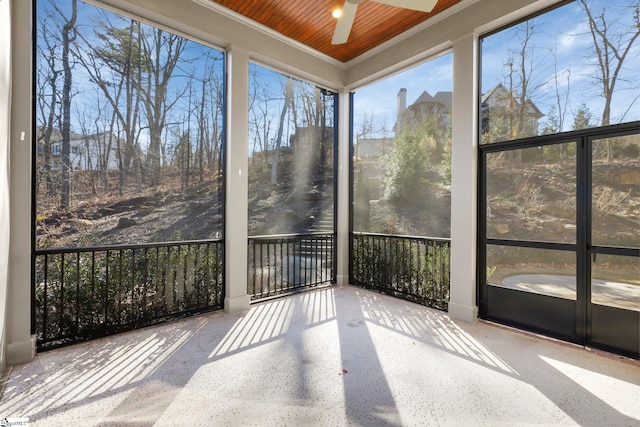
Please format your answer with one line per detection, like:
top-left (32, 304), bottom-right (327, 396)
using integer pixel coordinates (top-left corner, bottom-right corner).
top-left (1, 285), bottom-right (639, 426)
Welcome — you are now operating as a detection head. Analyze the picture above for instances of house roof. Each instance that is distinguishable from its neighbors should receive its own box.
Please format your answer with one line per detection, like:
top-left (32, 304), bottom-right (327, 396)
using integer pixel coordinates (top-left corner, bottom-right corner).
top-left (409, 90), bottom-right (452, 111)
top-left (480, 83), bottom-right (543, 118)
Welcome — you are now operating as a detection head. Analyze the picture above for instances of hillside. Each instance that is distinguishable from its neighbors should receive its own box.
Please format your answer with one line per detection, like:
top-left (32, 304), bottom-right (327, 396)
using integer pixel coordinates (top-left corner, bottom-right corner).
top-left (36, 154), bottom-right (335, 249)
top-left (35, 157), bottom-right (638, 250)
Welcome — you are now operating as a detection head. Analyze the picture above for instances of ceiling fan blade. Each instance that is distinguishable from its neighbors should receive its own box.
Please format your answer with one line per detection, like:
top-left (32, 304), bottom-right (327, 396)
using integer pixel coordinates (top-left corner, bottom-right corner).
top-left (332, 2), bottom-right (359, 45)
top-left (373, 0), bottom-right (438, 13)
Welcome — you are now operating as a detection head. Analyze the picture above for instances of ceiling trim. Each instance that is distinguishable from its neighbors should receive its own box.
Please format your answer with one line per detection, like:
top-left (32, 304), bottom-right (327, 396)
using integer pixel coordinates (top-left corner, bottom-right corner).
top-left (192, 0), bottom-right (345, 69)
top-left (88, 0), bottom-right (231, 53)
top-left (345, 41), bottom-right (451, 91)
top-left (345, 0), bottom-right (480, 68)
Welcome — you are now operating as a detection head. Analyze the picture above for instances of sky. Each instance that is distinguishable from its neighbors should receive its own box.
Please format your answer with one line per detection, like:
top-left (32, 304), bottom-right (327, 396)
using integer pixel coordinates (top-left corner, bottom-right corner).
top-left (353, 0), bottom-right (640, 139)
top-left (38, 0), bottom-right (639, 145)
top-left (36, 0), bottom-right (226, 154)
top-left (353, 53), bottom-right (453, 138)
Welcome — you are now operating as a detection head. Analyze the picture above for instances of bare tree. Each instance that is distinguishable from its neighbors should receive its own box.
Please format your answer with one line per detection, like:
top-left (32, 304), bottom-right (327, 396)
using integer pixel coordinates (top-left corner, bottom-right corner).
top-left (248, 67), bottom-right (274, 173)
top-left (189, 52), bottom-right (223, 184)
top-left (58, 0), bottom-right (77, 210)
top-left (551, 45), bottom-right (570, 134)
top-left (270, 78), bottom-right (294, 185)
top-left (196, 73), bottom-right (207, 184)
top-left (75, 18), bottom-right (144, 193)
top-left (505, 20), bottom-right (543, 140)
top-left (580, 0), bottom-right (640, 161)
top-left (209, 67), bottom-right (225, 175)
top-left (35, 8), bottom-right (64, 198)
top-left (581, 0), bottom-right (640, 127)
top-left (139, 28), bottom-right (188, 187)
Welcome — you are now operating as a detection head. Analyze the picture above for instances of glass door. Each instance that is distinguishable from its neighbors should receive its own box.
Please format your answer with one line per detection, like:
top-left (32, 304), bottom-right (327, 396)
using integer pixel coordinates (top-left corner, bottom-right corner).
top-left (481, 140), bottom-right (580, 342)
top-left (480, 124), bottom-right (640, 359)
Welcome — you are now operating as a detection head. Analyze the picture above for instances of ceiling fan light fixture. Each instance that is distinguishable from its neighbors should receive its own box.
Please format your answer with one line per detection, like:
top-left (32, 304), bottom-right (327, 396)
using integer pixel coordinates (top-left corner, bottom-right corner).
top-left (332, 8), bottom-right (342, 19)
top-left (332, 0), bottom-right (439, 45)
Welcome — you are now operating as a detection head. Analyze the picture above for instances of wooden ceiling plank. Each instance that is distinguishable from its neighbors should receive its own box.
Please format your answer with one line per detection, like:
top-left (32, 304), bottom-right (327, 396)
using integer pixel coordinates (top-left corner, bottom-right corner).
top-left (210, 0), bottom-right (462, 62)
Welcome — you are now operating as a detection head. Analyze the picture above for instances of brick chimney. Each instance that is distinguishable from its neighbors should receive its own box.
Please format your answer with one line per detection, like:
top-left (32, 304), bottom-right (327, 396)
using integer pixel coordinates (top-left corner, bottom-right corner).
top-left (397, 88), bottom-right (407, 133)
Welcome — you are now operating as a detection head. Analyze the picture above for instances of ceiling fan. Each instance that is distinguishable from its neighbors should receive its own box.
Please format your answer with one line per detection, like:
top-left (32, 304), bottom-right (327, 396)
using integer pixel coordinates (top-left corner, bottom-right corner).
top-left (332, 0), bottom-right (438, 45)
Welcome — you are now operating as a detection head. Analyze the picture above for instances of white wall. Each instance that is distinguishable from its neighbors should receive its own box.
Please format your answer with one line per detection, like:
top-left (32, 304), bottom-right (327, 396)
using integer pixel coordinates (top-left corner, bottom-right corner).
top-left (0, 0), bottom-right (12, 373)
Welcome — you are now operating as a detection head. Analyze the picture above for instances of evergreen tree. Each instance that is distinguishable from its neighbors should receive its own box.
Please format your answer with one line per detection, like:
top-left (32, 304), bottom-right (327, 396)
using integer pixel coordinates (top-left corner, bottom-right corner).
top-left (572, 103), bottom-right (592, 130)
top-left (383, 126), bottom-right (430, 206)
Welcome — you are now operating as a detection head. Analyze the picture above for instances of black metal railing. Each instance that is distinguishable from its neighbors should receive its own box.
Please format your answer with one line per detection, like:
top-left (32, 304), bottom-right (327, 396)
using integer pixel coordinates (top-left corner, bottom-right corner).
top-left (351, 232), bottom-right (450, 311)
top-left (34, 240), bottom-right (224, 350)
top-left (248, 232), bottom-right (335, 300)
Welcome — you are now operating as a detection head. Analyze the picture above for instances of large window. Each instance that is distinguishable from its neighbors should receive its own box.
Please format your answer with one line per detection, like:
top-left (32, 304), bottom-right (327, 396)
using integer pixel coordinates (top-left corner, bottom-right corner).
top-left (481, 0), bottom-right (640, 144)
top-left (247, 64), bottom-right (337, 299)
top-left (247, 63), bottom-right (336, 236)
top-left (34, 0), bottom-right (227, 350)
top-left (352, 53), bottom-right (452, 237)
top-left (35, 0), bottom-right (225, 248)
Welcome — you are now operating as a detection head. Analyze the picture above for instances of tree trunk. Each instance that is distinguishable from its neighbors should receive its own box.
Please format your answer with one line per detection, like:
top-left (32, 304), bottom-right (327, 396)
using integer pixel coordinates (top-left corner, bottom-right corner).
top-left (271, 78), bottom-right (293, 186)
top-left (60, 0), bottom-right (77, 210)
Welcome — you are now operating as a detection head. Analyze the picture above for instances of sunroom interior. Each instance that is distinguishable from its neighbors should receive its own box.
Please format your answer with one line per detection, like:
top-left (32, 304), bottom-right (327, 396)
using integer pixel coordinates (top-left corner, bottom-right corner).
top-left (0, 0), bottom-right (639, 423)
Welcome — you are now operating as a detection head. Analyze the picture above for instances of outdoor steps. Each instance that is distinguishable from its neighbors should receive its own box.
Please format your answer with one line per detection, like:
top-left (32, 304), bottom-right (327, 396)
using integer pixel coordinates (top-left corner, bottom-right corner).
top-left (301, 209), bottom-right (334, 256)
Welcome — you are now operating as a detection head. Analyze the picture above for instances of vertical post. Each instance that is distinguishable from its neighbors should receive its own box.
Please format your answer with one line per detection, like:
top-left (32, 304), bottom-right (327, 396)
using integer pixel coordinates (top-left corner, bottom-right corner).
top-left (224, 46), bottom-right (251, 312)
top-left (0, 0), bottom-right (13, 371)
top-left (7, 0), bottom-right (36, 364)
top-left (335, 89), bottom-right (351, 286)
top-left (449, 33), bottom-right (479, 323)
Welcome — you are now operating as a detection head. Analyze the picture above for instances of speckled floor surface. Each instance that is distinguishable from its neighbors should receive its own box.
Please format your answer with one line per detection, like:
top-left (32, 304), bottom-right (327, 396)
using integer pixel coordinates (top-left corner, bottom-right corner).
top-left (1, 285), bottom-right (639, 426)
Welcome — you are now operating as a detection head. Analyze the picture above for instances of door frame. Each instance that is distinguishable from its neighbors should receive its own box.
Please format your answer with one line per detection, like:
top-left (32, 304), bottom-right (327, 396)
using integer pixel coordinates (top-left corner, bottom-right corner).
top-left (478, 121), bottom-right (640, 358)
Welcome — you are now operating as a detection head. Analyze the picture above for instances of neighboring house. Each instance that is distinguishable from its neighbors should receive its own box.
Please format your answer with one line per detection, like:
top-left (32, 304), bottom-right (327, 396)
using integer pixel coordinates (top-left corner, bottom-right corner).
top-left (480, 83), bottom-right (543, 138)
top-left (394, 84), bottom-right (542, 138)
top-left (38, 130), bottom-right (121, 171)
top-left (357, 88), bottom-right (451, 159)
top-left (357, 84), bottom-right (542, 157)
top-left (396, 88), bottom-right (452, 135)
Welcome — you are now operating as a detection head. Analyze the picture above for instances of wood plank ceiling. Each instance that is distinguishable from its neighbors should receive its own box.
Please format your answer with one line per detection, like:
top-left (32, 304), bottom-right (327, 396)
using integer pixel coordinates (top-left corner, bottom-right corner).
top-left (210, 0), bottom-right (463, 62)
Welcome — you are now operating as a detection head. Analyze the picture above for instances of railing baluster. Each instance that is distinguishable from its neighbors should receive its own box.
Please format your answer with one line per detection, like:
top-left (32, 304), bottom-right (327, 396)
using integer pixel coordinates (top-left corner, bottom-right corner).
top-left (75, 252), bottom-right (80, 336)
top-left (35, 239), bottom-right (225, 350)
top-left (142, 248), bottom-right (148, 316)
top-left (246, 233), bottom-right (336, 301)
top-left (153, 247), bottom-right (159, 315)
top-left (43, 254), bottom-right (49, 342)
top-left (349, 232), bottom-right (450, 311)
top-left (59, 253), bottom-right (64, 339)
top-left (105, 250), bottom-right (110, 327)
top-left (276, 240), bottom-right (285, 288)
top-left (252, 240), bottom-right (257, 296)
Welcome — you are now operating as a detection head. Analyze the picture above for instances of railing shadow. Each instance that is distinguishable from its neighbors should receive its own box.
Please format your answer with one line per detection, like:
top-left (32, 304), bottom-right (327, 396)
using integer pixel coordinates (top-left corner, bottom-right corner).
top-left (1, 285), bottom-right (637, 426)
top-left (354, 288), bottom-right (640, 426)
top-left (0, 313), bottom-right (220, 423)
